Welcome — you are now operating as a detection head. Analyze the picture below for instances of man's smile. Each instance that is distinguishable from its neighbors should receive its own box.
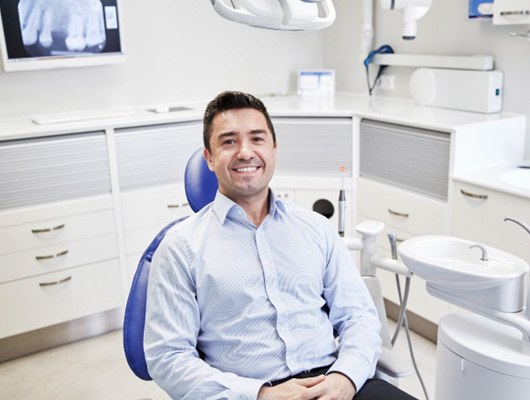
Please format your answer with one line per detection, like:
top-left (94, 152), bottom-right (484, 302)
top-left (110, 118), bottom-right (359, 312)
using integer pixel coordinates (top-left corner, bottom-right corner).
top-left (234, 166), bottom-right (259, 173)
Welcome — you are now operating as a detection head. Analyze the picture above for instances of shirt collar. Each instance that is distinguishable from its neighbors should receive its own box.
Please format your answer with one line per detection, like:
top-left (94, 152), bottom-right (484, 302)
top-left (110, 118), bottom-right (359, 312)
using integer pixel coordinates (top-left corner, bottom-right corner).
top-left (212, 189), bottom-right (285, 225)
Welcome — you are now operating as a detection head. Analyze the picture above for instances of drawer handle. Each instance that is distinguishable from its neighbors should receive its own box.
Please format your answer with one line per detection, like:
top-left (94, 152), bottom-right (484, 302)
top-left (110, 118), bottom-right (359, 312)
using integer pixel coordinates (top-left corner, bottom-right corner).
top-left (31, 223), bottom-right (66, 234)
top-left (388, 208), bottom-right (410, 218)
top-left (460, 189), bottom-right (488, 200)
top-left (167, 204), bottom-right (180, 208)
top-left (35, 249), bottom-right (69, 261)
top-left (39, 276), bottom-right (72, 287)
top-left (500, 10), bottom-right (530, 16)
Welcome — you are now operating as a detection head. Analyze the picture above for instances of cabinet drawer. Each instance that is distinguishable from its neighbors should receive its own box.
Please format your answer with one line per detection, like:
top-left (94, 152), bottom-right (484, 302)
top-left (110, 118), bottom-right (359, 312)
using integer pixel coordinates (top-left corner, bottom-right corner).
top-left (122, 196), bottom-right (191, 231)
top-left (0, 233), bottom-right (118, 284)
top-left (0, 259), bottom-right (122, 339)
top-left (357, 178), bottom-right (446, 236)
top-left (0, 209), bottom-right (116, 255)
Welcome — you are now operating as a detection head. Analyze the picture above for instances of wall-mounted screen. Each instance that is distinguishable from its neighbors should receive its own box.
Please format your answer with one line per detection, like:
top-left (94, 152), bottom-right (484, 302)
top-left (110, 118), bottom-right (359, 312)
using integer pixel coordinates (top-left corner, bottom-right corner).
top-left (0, 0), bottom-right (125, 72)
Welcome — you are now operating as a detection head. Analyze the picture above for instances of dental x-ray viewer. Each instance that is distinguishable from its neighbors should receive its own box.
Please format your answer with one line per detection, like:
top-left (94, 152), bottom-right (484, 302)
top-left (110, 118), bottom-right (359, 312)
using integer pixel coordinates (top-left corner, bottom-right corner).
top-left (143, 91), bottom-right (418, 400)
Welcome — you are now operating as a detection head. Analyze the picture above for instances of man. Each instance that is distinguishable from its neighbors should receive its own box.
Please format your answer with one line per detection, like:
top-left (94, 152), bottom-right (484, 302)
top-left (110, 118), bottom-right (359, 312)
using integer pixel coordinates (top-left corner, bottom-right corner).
top-left (144, 91), bottom-right (417, 400)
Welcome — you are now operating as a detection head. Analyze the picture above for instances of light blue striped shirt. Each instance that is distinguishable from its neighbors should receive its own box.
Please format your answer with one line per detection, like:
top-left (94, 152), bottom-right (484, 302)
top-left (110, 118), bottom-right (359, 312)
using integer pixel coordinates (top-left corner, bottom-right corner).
top-left (144, 191), bottom-right (381, 400)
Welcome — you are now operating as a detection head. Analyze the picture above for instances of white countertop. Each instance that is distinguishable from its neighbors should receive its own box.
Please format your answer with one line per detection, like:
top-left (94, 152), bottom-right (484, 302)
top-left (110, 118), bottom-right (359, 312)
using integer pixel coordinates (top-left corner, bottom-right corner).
top-left (0, 92), bottom-right (523, 141)
top-left (453, 164), bottom-right (530, 199)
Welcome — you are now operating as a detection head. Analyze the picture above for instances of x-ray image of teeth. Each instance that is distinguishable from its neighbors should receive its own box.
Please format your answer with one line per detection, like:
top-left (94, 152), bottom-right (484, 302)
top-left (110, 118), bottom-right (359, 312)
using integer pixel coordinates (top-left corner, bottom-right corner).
top-left (18, 0), bottom-right (106, 55)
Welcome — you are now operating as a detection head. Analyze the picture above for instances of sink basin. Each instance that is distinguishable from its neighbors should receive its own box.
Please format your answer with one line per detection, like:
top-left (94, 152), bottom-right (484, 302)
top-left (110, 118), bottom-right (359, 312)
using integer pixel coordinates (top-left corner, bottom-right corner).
top-left (501, 168), bottom-right (530, 189)
top-left (399, 235), bottom-right (529, 313)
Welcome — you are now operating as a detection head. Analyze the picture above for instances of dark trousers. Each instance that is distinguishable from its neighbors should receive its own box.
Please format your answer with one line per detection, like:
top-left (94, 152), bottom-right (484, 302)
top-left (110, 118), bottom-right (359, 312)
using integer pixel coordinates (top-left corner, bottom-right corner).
top-left (271, 366), bottom-right (418, 400)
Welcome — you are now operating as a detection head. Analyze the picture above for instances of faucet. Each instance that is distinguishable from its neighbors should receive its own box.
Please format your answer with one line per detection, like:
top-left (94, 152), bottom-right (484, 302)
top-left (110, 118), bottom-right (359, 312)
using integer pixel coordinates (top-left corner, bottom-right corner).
top-left (469, 244), bottom-right (488, 262)
top-left (505, 217), bottom-right (530, 236)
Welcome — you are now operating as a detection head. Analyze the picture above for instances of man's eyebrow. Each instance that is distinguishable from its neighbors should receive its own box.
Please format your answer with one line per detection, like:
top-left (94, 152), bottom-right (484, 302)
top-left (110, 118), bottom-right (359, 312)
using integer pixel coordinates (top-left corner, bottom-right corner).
top-left (217, 131), bottom-right (236, 141)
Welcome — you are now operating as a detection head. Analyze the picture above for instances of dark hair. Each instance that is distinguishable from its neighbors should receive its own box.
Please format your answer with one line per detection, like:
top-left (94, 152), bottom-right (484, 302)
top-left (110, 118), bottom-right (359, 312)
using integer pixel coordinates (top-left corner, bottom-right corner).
top-left (203, 91), bottom-right (276, 151)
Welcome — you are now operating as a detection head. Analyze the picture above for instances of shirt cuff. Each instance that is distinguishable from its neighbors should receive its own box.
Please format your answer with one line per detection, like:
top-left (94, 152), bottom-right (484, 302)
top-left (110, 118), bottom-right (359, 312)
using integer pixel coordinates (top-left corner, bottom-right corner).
top-left (327, 354), bottom-right (374, 392)
top-left (238, 377), bottom-right (270, 400)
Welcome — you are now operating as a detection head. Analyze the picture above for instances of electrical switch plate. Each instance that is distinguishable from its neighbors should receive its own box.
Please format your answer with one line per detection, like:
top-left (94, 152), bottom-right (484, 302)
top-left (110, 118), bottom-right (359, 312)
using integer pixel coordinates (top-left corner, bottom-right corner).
top-left (378, 74), bottom-right (395, 91)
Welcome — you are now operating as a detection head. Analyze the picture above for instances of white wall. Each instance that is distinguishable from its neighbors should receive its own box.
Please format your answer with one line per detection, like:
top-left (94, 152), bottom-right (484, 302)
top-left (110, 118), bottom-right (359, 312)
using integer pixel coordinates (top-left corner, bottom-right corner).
top-left (323, 0), bottom-right (530, 157)
top-left (0, 1), bottom-right (324, 118)
top-left (1, 0), bottom-right (528, 158)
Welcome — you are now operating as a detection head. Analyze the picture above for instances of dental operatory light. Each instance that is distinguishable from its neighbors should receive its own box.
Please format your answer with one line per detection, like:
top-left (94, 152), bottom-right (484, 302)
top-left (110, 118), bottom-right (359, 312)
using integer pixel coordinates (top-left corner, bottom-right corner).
top-left (210, 0), bottom-right (336, 31)
top-left (379, 0), bottom-right (432, 39)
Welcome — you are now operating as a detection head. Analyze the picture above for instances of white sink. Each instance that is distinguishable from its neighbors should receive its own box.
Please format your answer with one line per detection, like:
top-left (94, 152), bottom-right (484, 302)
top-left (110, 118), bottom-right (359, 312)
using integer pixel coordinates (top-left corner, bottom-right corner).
top-left (501, 168), bottom-right (530, 189)
top-left (399, 235), bottom-right (529, 313)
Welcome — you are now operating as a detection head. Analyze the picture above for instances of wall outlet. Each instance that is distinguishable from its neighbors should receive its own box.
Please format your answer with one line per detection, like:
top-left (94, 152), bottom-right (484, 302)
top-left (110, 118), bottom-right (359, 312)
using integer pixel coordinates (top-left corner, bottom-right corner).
top-left (378, 74), bottom-right (395, 91)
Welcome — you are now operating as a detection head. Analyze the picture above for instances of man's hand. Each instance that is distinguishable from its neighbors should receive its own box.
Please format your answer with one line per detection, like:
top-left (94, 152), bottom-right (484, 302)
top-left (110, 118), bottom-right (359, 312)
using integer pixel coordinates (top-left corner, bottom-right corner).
top-left (304, 372), bottom-right (356, 399)
top-left (257, 373), bottom-right (356, 400)
top-left (258, 375), bottom-right (325, 400)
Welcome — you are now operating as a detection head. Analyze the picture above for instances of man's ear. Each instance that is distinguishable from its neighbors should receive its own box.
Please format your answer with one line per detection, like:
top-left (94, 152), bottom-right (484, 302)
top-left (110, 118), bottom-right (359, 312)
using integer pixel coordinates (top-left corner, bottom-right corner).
top-left (203, 148), bottom-right (215, 172)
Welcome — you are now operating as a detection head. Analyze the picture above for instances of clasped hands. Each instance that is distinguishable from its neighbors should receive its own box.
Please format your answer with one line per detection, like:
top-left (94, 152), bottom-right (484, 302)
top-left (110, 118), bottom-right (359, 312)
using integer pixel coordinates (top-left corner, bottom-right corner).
top-left (258, 372), bottom-right (356, 400)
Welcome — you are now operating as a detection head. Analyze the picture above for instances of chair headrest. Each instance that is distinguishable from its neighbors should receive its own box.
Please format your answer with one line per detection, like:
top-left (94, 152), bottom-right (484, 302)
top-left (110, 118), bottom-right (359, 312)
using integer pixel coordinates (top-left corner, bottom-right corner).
top-left (184, 148), bottom-right (219, 212)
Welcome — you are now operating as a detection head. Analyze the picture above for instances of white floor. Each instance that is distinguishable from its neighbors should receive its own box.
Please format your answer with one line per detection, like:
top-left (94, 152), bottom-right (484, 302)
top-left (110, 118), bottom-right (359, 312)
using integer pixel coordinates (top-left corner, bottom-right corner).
top-left (0, 321), bottom-right (436, 400)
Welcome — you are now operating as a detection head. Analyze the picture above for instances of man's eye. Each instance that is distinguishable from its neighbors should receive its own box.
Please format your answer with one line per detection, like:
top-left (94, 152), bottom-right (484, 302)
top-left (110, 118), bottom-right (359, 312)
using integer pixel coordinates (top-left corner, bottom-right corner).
top-left (223, 139), bottom-right (236, 145)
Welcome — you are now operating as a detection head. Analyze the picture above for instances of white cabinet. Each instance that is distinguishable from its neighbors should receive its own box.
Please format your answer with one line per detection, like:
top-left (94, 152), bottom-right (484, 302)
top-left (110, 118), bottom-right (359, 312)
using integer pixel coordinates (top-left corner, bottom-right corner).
top-left (356, 119), bottom-right (451, 323)
top-left (0, 96), bottom-right (525, 348)
top-left (120, 184), bottom-right (193, 286)
top-left (114, 122), bottom-right (203, 285)
top-left (0, 133), bottom-right (122, 339)
top-left (354, 113), bottom-right (526, 325)
top-left (452, 181), bottom-right (530, 264)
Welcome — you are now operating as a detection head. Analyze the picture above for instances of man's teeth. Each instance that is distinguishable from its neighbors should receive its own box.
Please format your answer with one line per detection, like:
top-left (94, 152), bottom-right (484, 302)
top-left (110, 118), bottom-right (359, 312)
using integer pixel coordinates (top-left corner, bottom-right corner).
top-left (236, 166), bottom-right (258, 172)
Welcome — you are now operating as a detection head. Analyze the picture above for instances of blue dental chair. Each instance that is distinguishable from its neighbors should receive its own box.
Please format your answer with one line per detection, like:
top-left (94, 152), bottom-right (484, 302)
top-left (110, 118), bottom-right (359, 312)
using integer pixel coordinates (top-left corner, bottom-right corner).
top-left (122, 148), bottom-right (413, 382)
top-left (122, 147), bottom-right (216, 381)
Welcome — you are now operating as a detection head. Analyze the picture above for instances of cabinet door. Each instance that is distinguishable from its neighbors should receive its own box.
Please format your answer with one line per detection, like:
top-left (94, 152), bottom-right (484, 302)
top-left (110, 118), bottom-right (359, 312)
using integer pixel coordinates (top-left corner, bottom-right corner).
top-left (452, 182), bottom-right (530, 263)
top-left (0, 132), bottom-right (111, 210)
top-left (272, 117), bottom-right (353, 177)
top-left (114, 122), bottom-right (203, 191)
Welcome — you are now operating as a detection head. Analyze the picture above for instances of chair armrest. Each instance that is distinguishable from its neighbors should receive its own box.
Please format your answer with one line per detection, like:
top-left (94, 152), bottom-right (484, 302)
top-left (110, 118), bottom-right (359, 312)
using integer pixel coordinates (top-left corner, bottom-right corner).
top-left (376, 347), bottom-right (414, 379)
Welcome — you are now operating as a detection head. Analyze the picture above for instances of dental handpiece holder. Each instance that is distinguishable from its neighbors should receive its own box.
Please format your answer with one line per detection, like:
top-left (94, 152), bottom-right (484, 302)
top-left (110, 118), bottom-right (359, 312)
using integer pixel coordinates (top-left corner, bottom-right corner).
top-left (346, 220), bottom-right (412, 278)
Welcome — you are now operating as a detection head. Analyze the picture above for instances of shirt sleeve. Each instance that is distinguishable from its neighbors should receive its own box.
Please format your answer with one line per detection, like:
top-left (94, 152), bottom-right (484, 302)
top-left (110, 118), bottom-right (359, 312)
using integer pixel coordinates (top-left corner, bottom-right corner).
top-left (143, 230), bottom-right (267, 400)
top-left (320, 220), bottom-right (382, 391)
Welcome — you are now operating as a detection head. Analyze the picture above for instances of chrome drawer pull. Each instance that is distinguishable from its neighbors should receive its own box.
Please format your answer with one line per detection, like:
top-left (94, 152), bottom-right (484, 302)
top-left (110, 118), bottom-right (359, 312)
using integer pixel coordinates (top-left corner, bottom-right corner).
top-left (39, 276), bottom-right (72, 287)
top-left (35, 249), bottom-right (69, 261)
top-left (31, 223), bottom-right (66, 234)
top-left (388, 208), bottom-right (410, 218)
top-left (167, 204), bottom-right (180, 208)
top-left (460, 189), bottom-right (488, 200)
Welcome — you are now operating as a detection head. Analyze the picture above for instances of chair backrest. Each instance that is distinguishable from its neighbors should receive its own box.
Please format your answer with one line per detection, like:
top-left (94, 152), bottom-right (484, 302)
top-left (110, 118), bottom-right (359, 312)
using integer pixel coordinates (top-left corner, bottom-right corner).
top-left (122, 148), bottom-right (217, 380)
top-left (184, 148), bottom-right (219, 212)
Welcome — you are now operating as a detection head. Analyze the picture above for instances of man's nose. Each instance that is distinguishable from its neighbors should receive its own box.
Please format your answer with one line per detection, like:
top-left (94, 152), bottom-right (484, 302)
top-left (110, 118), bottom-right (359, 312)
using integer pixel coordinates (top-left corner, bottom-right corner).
top-left (236, 140), bottom-right (253, 159)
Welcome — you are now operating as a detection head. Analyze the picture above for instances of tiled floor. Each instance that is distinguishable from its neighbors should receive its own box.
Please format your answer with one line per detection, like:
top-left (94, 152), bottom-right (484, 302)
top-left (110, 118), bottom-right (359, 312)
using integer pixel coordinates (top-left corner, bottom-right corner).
top-left (0, 321), bottom-right (436, 400)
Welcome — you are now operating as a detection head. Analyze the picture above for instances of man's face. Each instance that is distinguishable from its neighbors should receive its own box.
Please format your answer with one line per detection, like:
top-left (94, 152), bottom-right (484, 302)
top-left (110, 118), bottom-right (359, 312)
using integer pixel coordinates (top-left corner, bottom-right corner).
top-left (204, 108), bottom-right (277, 204)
